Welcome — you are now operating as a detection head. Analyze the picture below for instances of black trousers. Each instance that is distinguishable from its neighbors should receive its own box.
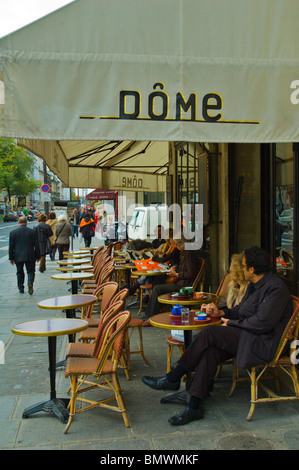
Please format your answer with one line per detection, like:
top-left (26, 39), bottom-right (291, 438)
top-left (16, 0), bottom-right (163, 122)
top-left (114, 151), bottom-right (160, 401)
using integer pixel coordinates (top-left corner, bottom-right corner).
top-left (145, 281), bottom-right (176, 318)
top-left (57, 243), bottom-right (70, 260)
top-left (178, 324), bottom-right (241, 399)
top-left (15, 261), bottom-right (36, 290)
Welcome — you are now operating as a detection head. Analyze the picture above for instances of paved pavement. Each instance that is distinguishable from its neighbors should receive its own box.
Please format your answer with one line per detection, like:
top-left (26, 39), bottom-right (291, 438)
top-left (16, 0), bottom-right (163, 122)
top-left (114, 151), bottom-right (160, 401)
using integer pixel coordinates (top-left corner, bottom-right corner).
top-left (1, 235), bottom-right (299, 452)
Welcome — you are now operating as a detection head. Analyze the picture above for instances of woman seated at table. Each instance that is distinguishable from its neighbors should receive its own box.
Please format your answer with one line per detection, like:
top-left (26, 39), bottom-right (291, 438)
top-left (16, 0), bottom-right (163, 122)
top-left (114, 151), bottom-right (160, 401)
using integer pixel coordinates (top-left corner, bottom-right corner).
top-left (141, 237), bottom-right (199, 325)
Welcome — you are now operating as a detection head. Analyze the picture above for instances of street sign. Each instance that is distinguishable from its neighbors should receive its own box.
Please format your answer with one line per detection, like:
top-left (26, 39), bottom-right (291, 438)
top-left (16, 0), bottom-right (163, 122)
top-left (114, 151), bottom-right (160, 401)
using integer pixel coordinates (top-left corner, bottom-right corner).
top-left (41, 184), bottom-right (50, 193)
top-left (41, 192), bottom-right (51, 202)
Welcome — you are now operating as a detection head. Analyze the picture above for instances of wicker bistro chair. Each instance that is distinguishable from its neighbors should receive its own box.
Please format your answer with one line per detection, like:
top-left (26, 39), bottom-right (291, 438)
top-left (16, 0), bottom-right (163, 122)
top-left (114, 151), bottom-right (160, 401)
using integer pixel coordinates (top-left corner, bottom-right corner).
top-left (81, 288), bottom-right (129, 330)
top-left (192, 257), bottom-right (206, 292)
top-left (81, 281), bottom-right (119, 327)
top-left (82, 248), bottom-right (111, 276)
top-left (82, 249), bottom-right (110, 277)
top-left (165, 257), bottom-right (207, 371)
top-left (78, 300), bottom-right (125, 343)
top-left (64, 311), bottom-right (131, 434)
top-left (228, 295), bottom-right (299, 421)
top-left (66, 303), bottom-right (124, 361)
top-left (82, 260), bottom-right (115, 294)
top-left (66, 299), bottom-right (130, 379)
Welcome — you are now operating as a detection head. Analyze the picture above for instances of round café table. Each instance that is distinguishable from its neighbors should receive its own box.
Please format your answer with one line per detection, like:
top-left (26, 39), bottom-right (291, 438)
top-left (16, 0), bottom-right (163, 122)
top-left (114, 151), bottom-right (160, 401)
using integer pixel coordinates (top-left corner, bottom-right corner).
top-left (51, 272), bottom-right (94, 294)
top-left (158, 292), bottom-right (218, 308)
top-left (57, 258), bottom-right (91, 266)
top-left (11, 318), bottom-right (88, 423)
top-left (38, 294), bottom-right (97, 342)
top-left (150, 311), bottom-right (221, 404)
top-left (63, 251), bottom-right (92, 259)
top-left (56, 264), bottom-right (93, 272)
top-left (80, 246), bottom-right (98, 255)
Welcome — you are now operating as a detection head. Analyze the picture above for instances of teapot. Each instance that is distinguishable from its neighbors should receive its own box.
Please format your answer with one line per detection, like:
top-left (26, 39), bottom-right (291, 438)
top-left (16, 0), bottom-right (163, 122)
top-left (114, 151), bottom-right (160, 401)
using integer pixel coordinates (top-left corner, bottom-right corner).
top-left (171, 304), bottom-right (182, 316)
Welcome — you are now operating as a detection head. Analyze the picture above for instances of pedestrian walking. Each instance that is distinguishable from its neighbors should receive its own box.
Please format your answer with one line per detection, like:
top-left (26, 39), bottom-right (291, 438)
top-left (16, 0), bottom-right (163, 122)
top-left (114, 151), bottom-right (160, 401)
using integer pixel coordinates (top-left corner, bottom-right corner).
top-left (9, 216), bottom-right (40, 295)
top-left (54, 214), bottom-right (73, 260)
top-left (34, 213), bottom-right (53, 272)
top-left (70, 209), bottom-right (80, 238)
top-left (46, 212), bottom-right (58, 260)
top-left (79, 211), bottom-right (95, 247)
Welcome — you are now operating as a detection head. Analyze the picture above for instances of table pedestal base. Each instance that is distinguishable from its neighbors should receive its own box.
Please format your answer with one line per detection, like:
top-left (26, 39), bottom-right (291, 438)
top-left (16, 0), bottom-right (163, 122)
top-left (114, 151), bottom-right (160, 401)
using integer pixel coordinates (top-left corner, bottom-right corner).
top-left (22, 398), bottom-right (70, 423)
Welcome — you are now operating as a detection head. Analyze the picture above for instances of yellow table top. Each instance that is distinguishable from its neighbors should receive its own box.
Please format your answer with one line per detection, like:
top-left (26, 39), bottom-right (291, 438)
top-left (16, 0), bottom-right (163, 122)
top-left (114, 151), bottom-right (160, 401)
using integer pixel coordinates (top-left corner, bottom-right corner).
top-left (51, 272), bottom-right (94, 281)
top-left (56, 265), bottom-right (93, 272)
top-left (56, 258), bottom-right (91, 265)
top-left (80, 247), bottom-right (98, 251)
top-left (150, 312), bottom-right (221, 331)
top-left (63, 253), bottom-right (92, 259)
top-left (38, 294), bottom-right (97, 310)
top-left (131, 269), bottom-right (169, 276)
top-left (158, 292), bottom-right (218, 306)
top-left (12, 318), bottom-right (88, 337)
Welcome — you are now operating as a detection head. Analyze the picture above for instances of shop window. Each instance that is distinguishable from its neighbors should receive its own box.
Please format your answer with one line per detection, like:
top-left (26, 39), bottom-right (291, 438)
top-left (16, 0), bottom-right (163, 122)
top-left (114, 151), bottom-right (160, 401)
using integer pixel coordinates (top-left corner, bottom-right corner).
top-left (275, 143), bottom-right (294, 282)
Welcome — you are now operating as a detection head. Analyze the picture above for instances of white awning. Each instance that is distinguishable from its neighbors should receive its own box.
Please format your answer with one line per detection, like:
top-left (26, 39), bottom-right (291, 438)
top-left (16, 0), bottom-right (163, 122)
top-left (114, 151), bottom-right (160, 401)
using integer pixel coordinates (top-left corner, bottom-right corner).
top-left (19, 138), bottom-right (169, 190)
top-left (1, 0), bottom-right (299, 187)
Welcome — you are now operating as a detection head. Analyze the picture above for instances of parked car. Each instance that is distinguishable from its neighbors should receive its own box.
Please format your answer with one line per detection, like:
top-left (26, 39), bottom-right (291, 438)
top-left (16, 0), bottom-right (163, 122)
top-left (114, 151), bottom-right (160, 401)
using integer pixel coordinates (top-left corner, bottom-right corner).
top-left (3, 211), bottom-right (19, 222)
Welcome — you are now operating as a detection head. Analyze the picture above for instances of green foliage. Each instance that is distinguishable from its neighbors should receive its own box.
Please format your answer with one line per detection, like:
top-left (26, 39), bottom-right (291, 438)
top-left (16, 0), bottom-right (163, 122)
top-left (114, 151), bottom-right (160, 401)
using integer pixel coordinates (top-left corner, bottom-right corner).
top-left (0, 138), bottom-right (40, 200)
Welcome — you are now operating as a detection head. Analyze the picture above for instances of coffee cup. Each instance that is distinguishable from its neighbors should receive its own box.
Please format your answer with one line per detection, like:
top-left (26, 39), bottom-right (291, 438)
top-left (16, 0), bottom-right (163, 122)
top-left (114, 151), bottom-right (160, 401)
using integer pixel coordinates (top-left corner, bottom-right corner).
top-left (196, 312), bottom-right (207, 321)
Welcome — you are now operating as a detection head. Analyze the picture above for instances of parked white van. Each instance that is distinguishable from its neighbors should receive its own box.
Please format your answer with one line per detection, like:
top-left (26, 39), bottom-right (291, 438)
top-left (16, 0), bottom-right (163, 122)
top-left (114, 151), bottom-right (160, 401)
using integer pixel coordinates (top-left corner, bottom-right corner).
top-left (128, 205), bottom-right (170, 241)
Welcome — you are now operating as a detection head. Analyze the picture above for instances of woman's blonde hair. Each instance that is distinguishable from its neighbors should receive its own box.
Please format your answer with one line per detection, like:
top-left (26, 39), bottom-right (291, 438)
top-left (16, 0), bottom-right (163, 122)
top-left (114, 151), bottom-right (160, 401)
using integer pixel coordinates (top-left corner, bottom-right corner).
top-left (229, 253), bottom-right (246, 284)
top-left (226, 253), bottom-right (249, 308)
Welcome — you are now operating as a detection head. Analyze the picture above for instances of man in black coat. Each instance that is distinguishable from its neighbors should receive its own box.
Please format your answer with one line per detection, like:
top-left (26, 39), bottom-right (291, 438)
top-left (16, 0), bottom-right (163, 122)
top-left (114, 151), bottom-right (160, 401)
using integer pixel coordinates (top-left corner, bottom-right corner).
top-left (142, 246), bottom-right (293, 426)
top-left (9, 217), bottom-right (40, 294)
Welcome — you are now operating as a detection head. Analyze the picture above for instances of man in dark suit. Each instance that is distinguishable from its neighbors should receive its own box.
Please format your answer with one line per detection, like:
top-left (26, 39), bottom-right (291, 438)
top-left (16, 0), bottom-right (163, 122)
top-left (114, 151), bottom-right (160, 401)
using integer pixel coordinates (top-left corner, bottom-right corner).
top-left (142, 246), bottom-right (293, 426)
top-left (9, 217), bottom-right (40, 295)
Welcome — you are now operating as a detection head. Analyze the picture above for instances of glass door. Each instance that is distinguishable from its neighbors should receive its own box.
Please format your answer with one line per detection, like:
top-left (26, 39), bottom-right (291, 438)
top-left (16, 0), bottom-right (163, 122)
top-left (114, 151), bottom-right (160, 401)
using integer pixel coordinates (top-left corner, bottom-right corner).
top-left (274, 143), bottom-right (297, 292)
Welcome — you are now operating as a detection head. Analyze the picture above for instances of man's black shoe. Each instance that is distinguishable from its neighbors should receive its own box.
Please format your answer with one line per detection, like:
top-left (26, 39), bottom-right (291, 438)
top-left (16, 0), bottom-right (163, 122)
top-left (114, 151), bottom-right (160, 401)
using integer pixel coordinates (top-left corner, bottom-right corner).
top-left (168, 406), bottom-right (204, 426)
top-left (28, 284), bottom-right (34, 295)
top-left (142, 374), bottom-right (180, 391)
top-left (19, 289), bottom-right (24, 294)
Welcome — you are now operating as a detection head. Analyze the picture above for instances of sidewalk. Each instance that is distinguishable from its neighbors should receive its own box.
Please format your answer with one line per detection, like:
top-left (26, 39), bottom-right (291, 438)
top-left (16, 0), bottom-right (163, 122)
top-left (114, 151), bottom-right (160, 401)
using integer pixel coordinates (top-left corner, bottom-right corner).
top-left (1, 235), bottom-right (299, 450)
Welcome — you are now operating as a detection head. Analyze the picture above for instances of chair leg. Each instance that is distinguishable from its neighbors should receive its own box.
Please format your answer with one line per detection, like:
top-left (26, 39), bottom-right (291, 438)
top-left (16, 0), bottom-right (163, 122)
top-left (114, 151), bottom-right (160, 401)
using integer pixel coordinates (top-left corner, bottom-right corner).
top-left (167, 344), bottom-right (174, 373)
top-left (137, 324), bottom-right (149, 366)
top-left (247, 368), bottom-right (256, 421)
top-left (127, 324), bottom-right (149, 367)
top-left (215, 364), bottom-right (222, 378)
top-left (137, 286), bottom-right (143, 316)
top-left (119, 353), bottom-right (130, 381)
top-left (64, 375), bottom-right (77, 434)
top-left (228, 358), bottom-right (238, 397)
top-left (112, 374), bottom-right (130, 428)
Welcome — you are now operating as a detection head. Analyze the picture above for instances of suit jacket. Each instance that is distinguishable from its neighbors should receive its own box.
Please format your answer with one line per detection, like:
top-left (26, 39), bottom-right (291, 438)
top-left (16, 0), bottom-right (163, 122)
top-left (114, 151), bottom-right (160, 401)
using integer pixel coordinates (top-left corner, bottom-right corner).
top-left (9, 225), bottom-right (40, 263)
top-left (223, 271), bottom-right (293, 368)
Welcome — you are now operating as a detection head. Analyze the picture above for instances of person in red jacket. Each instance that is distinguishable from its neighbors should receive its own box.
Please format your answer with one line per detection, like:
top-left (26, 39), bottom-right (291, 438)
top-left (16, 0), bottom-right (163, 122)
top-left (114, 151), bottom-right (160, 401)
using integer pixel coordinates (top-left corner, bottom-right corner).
top-left (79, 212), bottom-right (95, 247)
